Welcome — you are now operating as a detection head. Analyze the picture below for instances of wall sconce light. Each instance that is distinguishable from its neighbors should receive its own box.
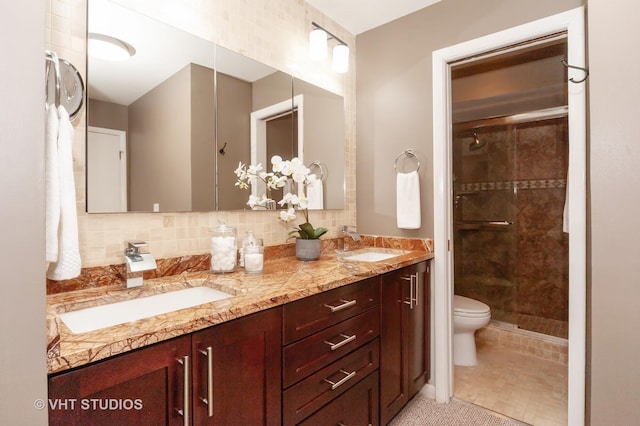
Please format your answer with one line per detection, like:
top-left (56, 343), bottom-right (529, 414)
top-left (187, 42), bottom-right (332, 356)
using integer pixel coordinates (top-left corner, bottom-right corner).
top-left (309, 22), bottom-right (349, 73)
top-left (88, 33), bottom-right (136, 61)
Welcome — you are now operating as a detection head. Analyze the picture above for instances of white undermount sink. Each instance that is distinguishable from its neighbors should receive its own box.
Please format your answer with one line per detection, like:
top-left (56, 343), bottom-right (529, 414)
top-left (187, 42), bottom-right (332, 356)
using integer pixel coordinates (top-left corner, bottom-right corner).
top-left (341, 250), bottom-right (406, 262)
top-left (59, 287), bottom-right (233, 334)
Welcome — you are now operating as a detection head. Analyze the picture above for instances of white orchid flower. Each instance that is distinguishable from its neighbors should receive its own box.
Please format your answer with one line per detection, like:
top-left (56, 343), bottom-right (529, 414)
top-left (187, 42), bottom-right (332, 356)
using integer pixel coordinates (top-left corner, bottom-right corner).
top-left (279, 207), bottom-right (296, 223)
top-left (234, 162), bottom-right (247, 179)
top-left (271, 155), bottom-right (284, 173)
top-left (297, 193), bottom-right (309, 210)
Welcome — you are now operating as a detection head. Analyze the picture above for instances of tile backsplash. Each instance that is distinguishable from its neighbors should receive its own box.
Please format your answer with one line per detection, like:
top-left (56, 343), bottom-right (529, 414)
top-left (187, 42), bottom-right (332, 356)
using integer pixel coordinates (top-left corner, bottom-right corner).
top-left (46, 0), bottom-right (356, 268)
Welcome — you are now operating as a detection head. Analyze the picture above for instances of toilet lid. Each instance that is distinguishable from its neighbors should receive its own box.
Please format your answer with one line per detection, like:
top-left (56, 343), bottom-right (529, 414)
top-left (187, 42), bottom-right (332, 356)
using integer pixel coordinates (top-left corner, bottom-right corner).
top-left (453, 295), bottom-right (490, 314)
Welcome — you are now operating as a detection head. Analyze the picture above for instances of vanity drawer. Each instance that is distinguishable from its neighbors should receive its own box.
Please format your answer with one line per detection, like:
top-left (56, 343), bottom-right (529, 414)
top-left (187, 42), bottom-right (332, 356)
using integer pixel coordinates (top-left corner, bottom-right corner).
top-left (283, 277), bottom-right (379, 345)
top-left (283, 339), bottom-right (379, 426)
top-left (283, 308), bottom-right (379, 388)
top-left (297, 370), bottom-right (379, 426)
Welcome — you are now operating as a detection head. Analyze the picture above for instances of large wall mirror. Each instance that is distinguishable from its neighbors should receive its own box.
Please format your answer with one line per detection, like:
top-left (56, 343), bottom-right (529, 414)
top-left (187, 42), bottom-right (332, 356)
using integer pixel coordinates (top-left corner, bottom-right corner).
top-left (86, 0), bottom-right (345, 213)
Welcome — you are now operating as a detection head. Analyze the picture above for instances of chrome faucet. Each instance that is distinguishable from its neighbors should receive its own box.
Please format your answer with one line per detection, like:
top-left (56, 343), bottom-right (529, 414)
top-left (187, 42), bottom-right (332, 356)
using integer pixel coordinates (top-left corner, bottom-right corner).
top-left (124, 241), bottom-right (157, 288)
top-left (338, 225), bottom-right (361, 253)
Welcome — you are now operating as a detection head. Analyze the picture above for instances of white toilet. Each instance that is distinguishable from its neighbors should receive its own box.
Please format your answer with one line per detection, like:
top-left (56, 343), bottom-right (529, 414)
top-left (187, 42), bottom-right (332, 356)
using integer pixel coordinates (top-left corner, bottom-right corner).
top-left (453, 295), bottom-right (491, 366)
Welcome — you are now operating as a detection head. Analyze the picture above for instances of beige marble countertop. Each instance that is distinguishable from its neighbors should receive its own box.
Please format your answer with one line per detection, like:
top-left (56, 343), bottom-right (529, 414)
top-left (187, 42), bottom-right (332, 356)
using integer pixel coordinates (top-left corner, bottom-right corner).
top-left (46, 245), bottom-right (433, 374)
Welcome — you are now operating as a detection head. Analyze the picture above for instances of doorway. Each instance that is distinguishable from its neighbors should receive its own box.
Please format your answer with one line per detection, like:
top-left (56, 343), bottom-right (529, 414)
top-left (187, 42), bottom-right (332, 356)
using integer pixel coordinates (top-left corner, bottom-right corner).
top-left (432, 7), bottom-right (586, 425)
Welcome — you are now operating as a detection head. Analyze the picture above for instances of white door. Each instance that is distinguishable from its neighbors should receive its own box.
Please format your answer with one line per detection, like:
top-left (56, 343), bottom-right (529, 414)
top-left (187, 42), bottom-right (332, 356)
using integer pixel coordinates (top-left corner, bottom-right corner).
top-left (87, 126), bottom-right (127, 212)
top-left (432, 7), bottom-right (586, 425)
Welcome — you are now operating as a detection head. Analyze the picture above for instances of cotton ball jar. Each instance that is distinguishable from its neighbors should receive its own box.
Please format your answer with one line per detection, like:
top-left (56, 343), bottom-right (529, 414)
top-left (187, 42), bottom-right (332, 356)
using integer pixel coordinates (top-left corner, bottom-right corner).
top-left (210, 221), bottom-right (237, 273)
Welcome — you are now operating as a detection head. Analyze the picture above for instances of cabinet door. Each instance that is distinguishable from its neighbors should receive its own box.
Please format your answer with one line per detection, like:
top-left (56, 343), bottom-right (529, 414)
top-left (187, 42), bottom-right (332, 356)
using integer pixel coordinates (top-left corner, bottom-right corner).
top-left (48, 335), bottom-right (191, 426)
top-left (379, 261), bottom-right (429, 425)
top-left (191, 307), bottom-right (282, 426)
top-left (379, 267), bottom-right (410, 425)
top-left (408, 261), bottom-right (429, 396)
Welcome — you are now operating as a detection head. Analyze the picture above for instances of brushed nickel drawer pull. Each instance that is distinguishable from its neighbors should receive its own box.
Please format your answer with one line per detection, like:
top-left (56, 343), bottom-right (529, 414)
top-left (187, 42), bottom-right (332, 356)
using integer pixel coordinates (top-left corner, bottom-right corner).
top-left (199, 347), bottom-right (214, 418)
top-left (175, 355), bottom-right (190, 426)
top-left (324, 369), bottom-right (356, 390)
top-left (324, 298), bottom-right (357, 312)
top-left (324, 333), bottom-right (356, 351)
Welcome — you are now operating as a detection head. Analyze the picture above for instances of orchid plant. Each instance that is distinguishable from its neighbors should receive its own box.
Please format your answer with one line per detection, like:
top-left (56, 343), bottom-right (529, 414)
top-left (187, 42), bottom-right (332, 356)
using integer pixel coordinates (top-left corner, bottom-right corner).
top-left (234, 156), bottom-right (328, 240)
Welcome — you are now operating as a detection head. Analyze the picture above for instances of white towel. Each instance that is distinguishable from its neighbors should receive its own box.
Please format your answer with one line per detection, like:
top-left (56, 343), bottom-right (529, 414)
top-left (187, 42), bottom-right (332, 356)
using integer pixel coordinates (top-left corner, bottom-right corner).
top-left (45, 104), bottom-right (60, 262)
top-left (47, 106), bottom-right (81, 280)
top-left (307, 179), bottom-right (324, 210)
top-left (396, 171), bottom-right (421, 229)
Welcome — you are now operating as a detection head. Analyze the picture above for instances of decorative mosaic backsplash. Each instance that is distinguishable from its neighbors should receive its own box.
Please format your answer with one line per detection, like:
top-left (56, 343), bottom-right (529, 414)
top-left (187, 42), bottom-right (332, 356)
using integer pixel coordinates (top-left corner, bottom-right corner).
top-left (460, 178), bottom-right (566, 192)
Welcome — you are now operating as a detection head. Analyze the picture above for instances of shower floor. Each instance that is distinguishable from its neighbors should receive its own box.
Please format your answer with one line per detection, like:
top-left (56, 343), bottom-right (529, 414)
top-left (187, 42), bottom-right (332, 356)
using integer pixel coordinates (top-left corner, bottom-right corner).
top-left (491, 309), bottom-right (568, 339)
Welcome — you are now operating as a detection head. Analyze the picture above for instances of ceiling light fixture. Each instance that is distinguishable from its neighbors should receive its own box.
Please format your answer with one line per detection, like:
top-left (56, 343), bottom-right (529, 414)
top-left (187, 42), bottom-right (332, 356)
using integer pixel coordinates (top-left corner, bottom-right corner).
top-left (88, 33), bottom-right (136, 61)
top-left (309, 22), bottom-right (349, 73)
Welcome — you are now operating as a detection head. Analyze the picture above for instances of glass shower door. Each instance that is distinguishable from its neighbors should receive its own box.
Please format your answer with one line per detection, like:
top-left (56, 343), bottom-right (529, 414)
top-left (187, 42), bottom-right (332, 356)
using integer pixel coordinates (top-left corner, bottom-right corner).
top-left (452, 123), bottom-right (519, 325)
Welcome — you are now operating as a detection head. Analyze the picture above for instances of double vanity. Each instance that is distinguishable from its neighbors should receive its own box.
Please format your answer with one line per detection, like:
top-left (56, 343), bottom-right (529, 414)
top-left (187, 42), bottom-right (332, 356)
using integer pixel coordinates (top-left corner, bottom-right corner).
top-left (47, 239), bottom-right (433, 425)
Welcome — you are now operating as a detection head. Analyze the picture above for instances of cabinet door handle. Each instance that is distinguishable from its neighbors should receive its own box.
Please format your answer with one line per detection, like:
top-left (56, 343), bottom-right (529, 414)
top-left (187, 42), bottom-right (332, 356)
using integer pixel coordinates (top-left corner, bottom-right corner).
top-left (199, 347), bottom-right (214, 418)
top-left (324, 369), bottom-right (356, 390)
top-left (402, 274), bottom-right (419, 309)
top-left (176, 355), bottom-right (190, 426)
top-left (324, 298), bottom-right (357, 312)
top-left (402, 275), bottom-right (414, 309)
top-left (412, 273), bottom-right (419, 308)
top-left (324, 333), bottom-right (356, 351)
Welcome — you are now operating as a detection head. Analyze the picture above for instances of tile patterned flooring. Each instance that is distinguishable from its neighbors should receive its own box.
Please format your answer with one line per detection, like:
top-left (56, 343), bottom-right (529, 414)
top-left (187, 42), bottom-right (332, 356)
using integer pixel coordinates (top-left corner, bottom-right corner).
top-left (454, 338), bottom-right (568, 425)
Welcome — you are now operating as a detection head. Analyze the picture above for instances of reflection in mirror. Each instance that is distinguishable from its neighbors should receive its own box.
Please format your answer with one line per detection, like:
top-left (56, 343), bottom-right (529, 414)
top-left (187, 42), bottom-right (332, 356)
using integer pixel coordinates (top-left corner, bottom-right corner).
top-left (293, 78), bottom-right (345, 210)
top-left (87, 0), bottom-right (219, 213)
top-left (215, 45), bottom-right (294, 211)
top-left (86, 0), bottom-right (345, 213)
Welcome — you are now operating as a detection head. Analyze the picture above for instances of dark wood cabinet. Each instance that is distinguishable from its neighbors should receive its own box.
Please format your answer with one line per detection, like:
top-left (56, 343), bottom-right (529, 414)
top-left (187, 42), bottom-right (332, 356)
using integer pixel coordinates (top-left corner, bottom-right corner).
top-left (48, 307), bottom-right (282, 426)
top-left (48, 262), bottom-right (431, 426)
top-left (191, 307), bottom-right (282, 425)
top-left (298, 371), bottom-right (379, 426)
top-left (48, 335), bottom-right (191, 426)
top-left (379, 261), bottom-right (430, 425)
top-left (282, 277), bottom-right (380, 425)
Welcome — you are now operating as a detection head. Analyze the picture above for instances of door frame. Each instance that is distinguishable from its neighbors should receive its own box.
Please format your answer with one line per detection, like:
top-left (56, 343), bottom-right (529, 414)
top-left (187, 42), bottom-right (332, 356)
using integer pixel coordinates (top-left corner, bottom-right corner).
top-left (431, 7), bottom-right (586, 424)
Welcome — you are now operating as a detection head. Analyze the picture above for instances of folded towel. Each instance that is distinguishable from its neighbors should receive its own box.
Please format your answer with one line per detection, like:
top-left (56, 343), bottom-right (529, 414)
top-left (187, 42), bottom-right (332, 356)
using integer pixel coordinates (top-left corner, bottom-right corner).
top-left (45, 104), bottom-right (60, 262)
top-left (47, 106), bottom-right (81, 280)
top-left (307, 179), bottom-right (324, 210)
top-left (396, 171), bottom-right (421, 229)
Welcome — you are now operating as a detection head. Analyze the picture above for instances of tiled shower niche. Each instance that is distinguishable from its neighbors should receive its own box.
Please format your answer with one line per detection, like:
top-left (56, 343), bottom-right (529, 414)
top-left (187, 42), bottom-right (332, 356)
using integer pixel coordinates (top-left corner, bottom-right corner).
top-left (453, 115), bottom-right (569, 338)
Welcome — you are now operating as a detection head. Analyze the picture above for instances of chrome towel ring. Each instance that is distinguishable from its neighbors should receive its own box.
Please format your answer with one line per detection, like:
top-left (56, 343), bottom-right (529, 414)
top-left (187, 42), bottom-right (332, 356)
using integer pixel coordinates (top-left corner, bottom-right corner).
top-left (394, 149), bottom-right (421, 173)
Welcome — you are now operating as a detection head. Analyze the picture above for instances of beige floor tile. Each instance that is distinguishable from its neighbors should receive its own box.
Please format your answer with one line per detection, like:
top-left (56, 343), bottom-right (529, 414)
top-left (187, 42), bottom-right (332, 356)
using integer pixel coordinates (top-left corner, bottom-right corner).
top-left (454, 339), bottom-right (567, 425)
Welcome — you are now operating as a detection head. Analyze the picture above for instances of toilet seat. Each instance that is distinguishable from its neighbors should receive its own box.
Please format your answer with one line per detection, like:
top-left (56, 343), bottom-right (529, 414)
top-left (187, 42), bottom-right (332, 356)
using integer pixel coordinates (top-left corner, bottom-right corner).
top-left (453, 295), bottom-right (490, 317)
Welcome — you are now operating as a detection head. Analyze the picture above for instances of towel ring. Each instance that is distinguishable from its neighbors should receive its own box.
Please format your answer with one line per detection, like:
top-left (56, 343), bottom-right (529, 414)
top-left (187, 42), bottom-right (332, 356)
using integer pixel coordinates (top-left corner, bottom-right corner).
top-left (394, 149), bottom-right (421, 173)
top-left (308, 161), bottom-right (327, 181)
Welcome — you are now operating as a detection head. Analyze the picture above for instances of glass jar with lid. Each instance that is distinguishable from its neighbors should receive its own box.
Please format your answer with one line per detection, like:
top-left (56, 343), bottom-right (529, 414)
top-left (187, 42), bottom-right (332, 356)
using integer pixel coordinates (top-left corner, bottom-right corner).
top-left (210, 220), bottom-right (237, 273)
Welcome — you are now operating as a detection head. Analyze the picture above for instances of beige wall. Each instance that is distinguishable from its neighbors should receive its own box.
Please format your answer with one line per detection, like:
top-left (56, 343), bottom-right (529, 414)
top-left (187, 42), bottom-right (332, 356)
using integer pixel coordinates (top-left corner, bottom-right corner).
top-left (356, 0), bottom-right (581, 238)
top-left (0, 0), bottom-right (48, 423)
top-left (129, 64), bottom-right (193, 212)
top-left (190, 64), bottom-right (217, 212)
top-left (588, 0), bottom-right (640, 422)
top-left (88, 99), bottom-right (128, 131)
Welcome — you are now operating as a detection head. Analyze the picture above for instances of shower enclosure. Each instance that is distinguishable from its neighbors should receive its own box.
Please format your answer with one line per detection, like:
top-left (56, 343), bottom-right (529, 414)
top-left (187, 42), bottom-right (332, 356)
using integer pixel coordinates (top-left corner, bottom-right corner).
top-left (452, 108), bottom-right (569, 338)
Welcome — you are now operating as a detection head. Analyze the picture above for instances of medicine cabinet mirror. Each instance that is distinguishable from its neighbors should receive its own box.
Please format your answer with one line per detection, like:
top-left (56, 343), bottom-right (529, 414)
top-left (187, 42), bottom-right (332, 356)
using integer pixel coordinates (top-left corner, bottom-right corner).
top-left (86, 0), bottom-right (345, 213)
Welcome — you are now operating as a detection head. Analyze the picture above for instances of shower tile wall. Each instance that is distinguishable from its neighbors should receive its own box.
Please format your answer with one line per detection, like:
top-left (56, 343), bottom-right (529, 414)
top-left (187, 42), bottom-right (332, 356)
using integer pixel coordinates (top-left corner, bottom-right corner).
top-left (454, 117), bottom-right (569, 333)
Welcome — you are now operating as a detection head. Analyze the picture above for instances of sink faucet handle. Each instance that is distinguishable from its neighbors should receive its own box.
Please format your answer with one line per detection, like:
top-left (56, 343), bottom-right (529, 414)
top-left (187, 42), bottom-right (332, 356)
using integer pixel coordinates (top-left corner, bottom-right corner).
top-left (126, 241), bottom-right (148, 255)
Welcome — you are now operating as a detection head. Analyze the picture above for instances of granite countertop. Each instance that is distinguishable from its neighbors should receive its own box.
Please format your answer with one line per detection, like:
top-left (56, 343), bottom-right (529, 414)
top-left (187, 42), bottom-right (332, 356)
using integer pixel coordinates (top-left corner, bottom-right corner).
top-left (46, 245), bottom-right (434, 374)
